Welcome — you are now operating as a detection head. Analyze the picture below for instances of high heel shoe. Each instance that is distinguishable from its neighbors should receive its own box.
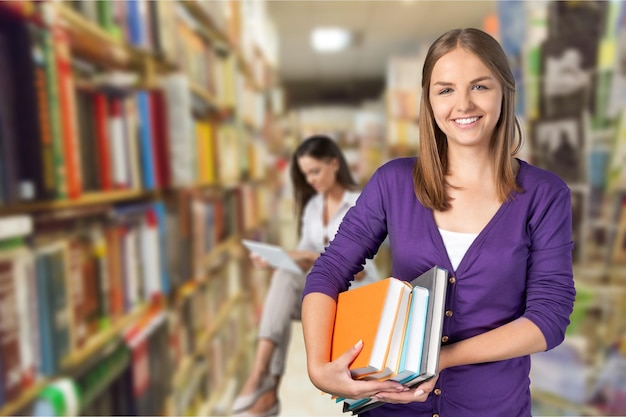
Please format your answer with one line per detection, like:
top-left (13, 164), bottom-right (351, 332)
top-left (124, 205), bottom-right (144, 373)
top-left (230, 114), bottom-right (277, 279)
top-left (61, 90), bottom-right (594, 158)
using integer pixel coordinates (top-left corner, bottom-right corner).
top-left (232, 375), bottom-right (277, 413)
top-left (232, 400), bottom-right (280, 417)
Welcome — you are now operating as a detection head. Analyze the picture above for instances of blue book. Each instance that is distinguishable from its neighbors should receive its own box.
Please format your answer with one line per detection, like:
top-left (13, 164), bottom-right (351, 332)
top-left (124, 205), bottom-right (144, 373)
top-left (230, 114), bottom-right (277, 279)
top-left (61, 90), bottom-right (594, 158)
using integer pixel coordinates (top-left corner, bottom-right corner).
top-left (126, 0), bottom-right (147, 48)
top-left (136, 91), bottom-right (156, 190)
top-left (393, 286), bottom-right (429, 383)
top-left (35, 252), bottom-right (56, 376)
top-left (152, 202), bottom-right (171, 295)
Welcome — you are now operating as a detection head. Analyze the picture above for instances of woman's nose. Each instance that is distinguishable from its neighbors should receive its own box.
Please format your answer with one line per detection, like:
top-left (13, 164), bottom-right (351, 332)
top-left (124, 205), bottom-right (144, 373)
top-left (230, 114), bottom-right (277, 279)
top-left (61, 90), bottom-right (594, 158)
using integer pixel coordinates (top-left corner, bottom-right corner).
top-left (455, 90), bottom-right (474, 112)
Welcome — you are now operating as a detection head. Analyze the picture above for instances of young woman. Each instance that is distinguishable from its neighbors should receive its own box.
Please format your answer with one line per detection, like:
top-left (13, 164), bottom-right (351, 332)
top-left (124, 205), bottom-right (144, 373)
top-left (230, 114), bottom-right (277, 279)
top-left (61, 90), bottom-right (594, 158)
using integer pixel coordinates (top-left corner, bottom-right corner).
top-left (233, 135), bottom-right (380, 417)
top-left (301, 28), bottom-right (576, 417)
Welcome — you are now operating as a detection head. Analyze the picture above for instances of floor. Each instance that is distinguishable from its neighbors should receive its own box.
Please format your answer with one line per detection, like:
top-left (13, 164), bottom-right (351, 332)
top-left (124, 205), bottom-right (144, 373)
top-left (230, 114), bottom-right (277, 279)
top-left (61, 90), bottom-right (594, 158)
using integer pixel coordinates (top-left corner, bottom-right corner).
top-left (278, 321), bottom-right (344, 417)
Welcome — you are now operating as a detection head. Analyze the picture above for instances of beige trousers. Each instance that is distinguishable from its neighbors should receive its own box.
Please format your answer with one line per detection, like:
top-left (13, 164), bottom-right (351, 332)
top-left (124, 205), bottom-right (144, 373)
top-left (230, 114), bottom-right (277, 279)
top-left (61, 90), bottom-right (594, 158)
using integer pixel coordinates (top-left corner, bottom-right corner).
top-left (257, 268), bottom-right (306, 376)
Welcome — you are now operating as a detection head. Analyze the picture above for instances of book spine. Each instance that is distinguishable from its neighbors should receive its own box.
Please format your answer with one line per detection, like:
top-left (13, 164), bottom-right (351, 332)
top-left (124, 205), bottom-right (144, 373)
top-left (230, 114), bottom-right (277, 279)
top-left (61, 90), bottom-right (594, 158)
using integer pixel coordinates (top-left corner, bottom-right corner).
top-left (90, 226), bottom-right (111, 329)
top-left (0, 31), bottom-right (20, 204)
top-left (140, 208), bottom-right (161, 300)
top-left (14, 249), bottom-right (38, 389)
top-left (152, 202), bottom-right (170, 295)
top-left (149, 91), bottom-right (170, 188)
top-left (126, 0), bottom-right (146, 48)
top-left (65, 239), bottom-right (88, 351)
top-left (22, 24), bottom-right (56, 200)
top-left (48, 247), bottom-right (71, 370)
top-left (74, 89), bottom-right (100, 192)
top-left (105, 225), bottom-right (125, 320)
top-left (0, 257), bottom-right (22, 402)
top-left (93, 93), bottom-right (112, 191)
top-left (108, 96), bottom-right (129, 189)
top-left (35, 253), bottom-right (56, 375)
top-left (136, 91), bottom-right (156, 190)
top-left (53, 26), bottom-right (83, 200)
top-left (122, 95), bottom-right (142, 190)
top-left (39, 26), bottom-right (68, 200)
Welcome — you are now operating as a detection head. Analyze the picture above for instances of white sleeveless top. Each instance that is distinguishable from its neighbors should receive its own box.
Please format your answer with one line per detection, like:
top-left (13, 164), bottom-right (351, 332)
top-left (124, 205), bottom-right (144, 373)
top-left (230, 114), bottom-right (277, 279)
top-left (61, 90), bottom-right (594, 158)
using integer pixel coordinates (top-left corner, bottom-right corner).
top-left (438, 228), bottom-right (478, 271)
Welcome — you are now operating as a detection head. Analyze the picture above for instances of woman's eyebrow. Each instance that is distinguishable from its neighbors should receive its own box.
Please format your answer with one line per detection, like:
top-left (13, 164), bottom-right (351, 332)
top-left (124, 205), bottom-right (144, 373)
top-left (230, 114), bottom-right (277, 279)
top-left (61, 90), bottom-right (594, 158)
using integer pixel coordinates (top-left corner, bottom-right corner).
top-left (470, 76), bottom-right (494, 84)
top-left (432, 76), bottom-right (494, 86)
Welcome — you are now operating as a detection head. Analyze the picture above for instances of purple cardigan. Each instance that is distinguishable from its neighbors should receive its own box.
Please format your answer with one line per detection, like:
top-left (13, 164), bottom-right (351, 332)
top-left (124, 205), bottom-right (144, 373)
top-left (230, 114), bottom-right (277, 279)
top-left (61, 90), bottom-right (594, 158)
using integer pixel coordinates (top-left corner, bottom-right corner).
top-left (303, 158), bottom-right (575, 417)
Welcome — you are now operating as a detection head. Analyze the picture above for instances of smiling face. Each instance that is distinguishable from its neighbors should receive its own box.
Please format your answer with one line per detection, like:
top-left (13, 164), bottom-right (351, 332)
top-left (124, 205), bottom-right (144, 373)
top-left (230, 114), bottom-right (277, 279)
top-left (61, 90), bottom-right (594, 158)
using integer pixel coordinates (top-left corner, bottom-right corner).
top-left (429, 47), bottom-right (503, 150)
top-left (297, 155), bottom-right (339, 194)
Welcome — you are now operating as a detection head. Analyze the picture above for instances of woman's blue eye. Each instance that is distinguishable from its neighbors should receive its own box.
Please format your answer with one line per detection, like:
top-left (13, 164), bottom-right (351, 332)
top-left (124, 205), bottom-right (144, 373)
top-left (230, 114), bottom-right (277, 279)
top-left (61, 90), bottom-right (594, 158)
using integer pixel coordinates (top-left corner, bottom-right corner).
top-left (472, 84), bottom-right (487, 90)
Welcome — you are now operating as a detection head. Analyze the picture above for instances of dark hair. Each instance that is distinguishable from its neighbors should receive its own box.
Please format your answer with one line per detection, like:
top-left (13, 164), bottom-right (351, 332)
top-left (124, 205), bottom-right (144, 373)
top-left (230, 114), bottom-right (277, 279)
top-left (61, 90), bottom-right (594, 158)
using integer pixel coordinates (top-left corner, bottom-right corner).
top-left (414, 28), bottom-right (523, 211)
top-left (290, 135), bottom-right (357, 235)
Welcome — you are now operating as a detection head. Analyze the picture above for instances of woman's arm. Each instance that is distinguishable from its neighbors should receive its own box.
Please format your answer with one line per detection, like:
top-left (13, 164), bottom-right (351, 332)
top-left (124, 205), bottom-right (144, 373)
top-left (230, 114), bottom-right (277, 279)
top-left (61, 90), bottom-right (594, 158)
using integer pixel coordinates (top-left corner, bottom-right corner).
top-left (301, 292), bottom-right (407, 399)
top-left (440, 317), bottom-right (546, 370)
top-left (369, 317), bottom-right (548, 404)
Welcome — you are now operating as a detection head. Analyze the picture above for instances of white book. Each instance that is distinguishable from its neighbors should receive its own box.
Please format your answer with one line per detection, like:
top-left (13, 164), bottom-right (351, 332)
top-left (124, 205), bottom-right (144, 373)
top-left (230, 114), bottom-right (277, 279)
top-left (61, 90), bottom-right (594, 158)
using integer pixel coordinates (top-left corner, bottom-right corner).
top-left (0, 215), bottom-right (32, 241)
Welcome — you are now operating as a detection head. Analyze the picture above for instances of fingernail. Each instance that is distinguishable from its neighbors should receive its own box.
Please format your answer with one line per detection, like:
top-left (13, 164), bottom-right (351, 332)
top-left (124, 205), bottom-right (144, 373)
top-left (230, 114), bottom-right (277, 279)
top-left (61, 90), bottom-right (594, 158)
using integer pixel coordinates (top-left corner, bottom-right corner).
top-left (414, 389), bottom-right (425, 397)
top-left (372, 395), bottom-right (384, 401)
top-left (396, 386), bottom-right (409, 391)
top-left (354, 340), bottom-right (363, 349)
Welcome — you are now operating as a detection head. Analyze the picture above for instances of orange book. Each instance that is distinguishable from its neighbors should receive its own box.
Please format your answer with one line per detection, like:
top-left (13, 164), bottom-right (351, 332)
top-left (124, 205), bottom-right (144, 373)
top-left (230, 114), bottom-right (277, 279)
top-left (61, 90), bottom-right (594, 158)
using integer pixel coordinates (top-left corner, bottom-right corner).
top-left (331, 277), bottom-right (411, 379)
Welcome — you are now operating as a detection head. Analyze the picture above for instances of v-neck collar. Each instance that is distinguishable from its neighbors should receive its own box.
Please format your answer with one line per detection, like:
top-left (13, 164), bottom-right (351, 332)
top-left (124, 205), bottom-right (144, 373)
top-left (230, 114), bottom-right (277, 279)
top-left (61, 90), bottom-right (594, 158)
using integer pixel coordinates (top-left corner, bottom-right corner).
top-left (428, 159), bottom-right (528, 274)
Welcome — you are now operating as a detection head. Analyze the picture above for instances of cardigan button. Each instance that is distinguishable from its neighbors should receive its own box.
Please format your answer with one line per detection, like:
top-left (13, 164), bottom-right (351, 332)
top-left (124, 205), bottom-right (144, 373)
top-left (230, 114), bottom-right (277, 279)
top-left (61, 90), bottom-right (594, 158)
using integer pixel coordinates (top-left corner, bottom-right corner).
top-left (449, 276), bottom-right (456, 284)
top-left (441, 335), bottom-right (449, 343)
top-left (433, 414), bottom-right (440, 417)
top-left (445, 310), bottom-right (453, 317)
top-left (434, 388), bottom-right (442, 396)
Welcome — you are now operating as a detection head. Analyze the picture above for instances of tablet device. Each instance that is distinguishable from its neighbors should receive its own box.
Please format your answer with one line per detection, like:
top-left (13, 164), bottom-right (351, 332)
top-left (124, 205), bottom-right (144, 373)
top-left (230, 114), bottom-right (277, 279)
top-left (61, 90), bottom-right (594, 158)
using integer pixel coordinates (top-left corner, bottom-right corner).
top-left (242, 239), bottom-right (303, 274)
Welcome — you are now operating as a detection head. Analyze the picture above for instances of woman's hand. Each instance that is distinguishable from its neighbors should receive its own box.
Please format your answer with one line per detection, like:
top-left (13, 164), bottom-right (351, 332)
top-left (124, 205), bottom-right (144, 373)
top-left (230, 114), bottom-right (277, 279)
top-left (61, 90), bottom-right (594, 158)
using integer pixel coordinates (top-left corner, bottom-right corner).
top-left (308, 340), bottom-right (410, 401)
top-left (353, 270), bottom-right (366, 282)
top-left (369, 375), bottom-right (439, 404)
top-left (287, 250), bottom-right (317, 271)
top-left (249, 253), bottom-right (270, 269)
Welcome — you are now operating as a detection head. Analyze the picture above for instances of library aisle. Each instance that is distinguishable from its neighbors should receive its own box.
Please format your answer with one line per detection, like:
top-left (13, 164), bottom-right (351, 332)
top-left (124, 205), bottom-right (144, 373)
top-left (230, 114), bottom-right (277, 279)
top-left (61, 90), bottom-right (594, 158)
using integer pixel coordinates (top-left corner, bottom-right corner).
top-left (279, 321), bottom-right (343, 416)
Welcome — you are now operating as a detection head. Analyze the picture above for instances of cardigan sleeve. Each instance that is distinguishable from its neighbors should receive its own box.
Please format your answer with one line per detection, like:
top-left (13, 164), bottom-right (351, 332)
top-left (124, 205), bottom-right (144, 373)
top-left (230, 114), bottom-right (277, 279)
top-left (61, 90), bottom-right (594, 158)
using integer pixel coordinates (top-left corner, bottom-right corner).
top-left (522, 185), bottom-right (576, 350)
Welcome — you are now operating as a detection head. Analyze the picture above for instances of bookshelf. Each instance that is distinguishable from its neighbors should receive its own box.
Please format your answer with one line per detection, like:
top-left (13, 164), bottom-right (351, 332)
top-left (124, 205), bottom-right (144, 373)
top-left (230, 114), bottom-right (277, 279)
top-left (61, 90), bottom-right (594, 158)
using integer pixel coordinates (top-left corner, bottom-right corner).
top-left (0, 0), bottom-right (279, 415)
top-left (496, 2), bottom-right (626, 415)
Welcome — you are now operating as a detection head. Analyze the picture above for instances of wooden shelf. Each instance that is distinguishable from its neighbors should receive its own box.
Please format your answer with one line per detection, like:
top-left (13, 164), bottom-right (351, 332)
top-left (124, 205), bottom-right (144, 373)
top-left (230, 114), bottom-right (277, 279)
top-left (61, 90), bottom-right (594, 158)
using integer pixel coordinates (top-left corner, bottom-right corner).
top-left (0, 189), bottom-right (158, 216)
top-left (195, 293), bottom-right (243, 356)
top-left (60, 305), bottom-right (149, 373)
top-left (55, 4), bottom-right (137, 69)
top-left (190, 82), bottom-right (220, 109)
top-left (0, 380), bottom-right (49, 417)
top-left (178, 0), bottom-right (230, 48)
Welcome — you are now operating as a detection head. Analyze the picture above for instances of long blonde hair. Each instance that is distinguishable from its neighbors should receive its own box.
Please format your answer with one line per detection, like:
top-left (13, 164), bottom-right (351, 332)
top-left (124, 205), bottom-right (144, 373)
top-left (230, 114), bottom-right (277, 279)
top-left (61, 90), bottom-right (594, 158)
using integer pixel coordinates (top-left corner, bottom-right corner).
top-left (414, 28), bottom-right (523, 211)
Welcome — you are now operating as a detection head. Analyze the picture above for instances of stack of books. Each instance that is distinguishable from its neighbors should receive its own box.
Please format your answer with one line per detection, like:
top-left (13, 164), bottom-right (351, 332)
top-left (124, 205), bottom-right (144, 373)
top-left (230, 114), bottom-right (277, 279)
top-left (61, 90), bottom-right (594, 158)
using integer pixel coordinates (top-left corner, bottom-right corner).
top-left (330, 265), bottom-right (448, 414)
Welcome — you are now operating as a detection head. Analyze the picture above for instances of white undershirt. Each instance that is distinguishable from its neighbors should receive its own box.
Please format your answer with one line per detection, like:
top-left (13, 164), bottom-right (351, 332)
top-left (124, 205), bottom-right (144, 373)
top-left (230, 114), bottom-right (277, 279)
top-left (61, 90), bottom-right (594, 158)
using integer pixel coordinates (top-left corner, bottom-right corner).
top-left (438, 228), bottom-right (479, 271)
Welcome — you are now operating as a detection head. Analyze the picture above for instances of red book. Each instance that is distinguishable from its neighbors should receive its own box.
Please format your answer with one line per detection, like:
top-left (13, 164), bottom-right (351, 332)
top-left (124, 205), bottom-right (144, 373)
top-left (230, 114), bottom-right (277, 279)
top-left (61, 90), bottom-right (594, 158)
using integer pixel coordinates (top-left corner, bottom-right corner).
top-left (149, 91), bottom-right (170, 188)
top-left (0, 256), bottom-right (23, 402)
top-left (93, 93), bottom-right (112, 191)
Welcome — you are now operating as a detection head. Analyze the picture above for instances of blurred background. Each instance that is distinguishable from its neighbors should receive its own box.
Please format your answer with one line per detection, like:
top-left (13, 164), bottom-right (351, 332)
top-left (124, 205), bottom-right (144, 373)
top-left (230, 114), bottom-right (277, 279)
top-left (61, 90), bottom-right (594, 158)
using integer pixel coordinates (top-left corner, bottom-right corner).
top-left (0, 0), bottom-right (624, 416)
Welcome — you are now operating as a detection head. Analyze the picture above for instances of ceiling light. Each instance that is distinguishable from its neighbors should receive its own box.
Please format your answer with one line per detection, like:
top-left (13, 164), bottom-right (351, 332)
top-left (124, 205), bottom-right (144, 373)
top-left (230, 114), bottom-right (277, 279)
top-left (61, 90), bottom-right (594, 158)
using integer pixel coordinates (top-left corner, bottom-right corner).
top-left (311, 27), bottom-right (352, 53)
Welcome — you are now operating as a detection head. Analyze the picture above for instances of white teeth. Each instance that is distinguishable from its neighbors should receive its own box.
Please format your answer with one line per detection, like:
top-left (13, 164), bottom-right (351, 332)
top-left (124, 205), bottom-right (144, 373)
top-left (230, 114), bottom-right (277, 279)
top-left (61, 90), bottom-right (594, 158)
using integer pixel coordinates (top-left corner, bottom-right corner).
top-left (455, 117), bottom-right (479, 125)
